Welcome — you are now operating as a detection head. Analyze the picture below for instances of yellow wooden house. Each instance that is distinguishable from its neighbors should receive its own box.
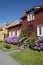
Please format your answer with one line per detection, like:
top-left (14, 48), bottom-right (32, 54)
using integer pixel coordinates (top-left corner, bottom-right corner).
top-left (0, 21), bottom-right (20, 41)
top-left (0, 23), bottom-right (9, 41)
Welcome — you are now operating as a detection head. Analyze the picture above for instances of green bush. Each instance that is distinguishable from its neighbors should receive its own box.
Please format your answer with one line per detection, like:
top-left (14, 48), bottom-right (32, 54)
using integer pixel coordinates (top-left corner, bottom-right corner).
top-left (4, 44), bottom-right (11, 49)
top-left (5, 33), bottom-right (9, 38)
top-left (29, 32), bottom-right (37, 49)
top-left (20, 28), bottom-right (26, 38)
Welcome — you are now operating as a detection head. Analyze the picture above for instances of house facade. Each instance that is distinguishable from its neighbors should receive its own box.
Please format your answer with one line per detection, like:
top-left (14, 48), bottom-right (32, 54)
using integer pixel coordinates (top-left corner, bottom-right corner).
top-left (7, 21), bottom-right (22, 37)
top-left (0, 23), bottom-right (9, 41)
top-left (21, 5), bottom-right (43, 37)
top-left (7, 5), bottom-right (43, 37)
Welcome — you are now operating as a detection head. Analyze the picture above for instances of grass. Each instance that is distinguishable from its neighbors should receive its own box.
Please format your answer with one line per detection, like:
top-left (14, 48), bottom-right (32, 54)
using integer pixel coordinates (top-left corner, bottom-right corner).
top-left (11, 49), bottom-right (43, 65)
top-left (0, 42), bottom-right (19, 51)
top-left (0, 42), bottom-right (5, 49)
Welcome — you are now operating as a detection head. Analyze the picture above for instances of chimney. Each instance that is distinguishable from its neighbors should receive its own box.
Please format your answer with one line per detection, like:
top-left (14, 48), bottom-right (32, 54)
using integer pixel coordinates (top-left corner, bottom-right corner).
top-left (23, 10), bottom-right (27, 16)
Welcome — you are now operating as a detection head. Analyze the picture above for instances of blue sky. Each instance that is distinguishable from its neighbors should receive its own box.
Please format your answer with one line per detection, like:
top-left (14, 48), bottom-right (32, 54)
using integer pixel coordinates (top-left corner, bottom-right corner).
top-left (0, 0), bottom-right (43, 25)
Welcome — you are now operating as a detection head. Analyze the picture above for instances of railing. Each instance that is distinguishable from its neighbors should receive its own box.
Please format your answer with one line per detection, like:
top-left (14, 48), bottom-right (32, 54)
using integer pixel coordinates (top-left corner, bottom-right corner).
top-left (18, 37), bottom-right (27, 47)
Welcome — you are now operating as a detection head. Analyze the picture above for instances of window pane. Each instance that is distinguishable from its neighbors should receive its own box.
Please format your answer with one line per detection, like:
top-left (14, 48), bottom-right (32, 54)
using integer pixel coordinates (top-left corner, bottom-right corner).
top-left (17, 30), bottom-right (21, 36)
top-left (32, 12), bottom-right (34, 20)
top-left (37, 26), bottom-right (42, 36)
top-left (28, 11), bottom-right (34, 21)
top-left (39, 26), bottom-right (42, 35)
top-left (12, 31), bottom-right (15, 36)
top-left (9, 32), bottom-right (11, 37)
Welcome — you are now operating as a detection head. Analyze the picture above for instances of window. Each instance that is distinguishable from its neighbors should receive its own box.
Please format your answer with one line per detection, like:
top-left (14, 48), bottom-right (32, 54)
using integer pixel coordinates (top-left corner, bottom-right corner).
top-left (28, 11), bottom-right (34, 21)
top-left (9, 31), bottom-right (15, 37)
top-left (9, 32), bottom-right (11, 37)
top-left (12, 31), bottom-right (15, 36)
top-left (39, 26), bottom-right (42, 35)
top-left (28, 24), bottom-right (34, 30)
top-left (17, 29), bottom-right (21, 36)
top-left (37, 26), bottom-right (43, 36)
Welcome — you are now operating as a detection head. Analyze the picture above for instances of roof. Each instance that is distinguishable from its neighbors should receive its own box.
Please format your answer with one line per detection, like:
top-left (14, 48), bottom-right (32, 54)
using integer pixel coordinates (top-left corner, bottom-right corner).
top-left (6, 21), bottom-right (22, 28)
top-left (20, 16), bottom-right (27, 19)
top-left (20, 5), bottom-right (43, 19)
top-left (0, 23), bottom-right (9, 30)
top-left (27, 5), bottom-right (43, 13)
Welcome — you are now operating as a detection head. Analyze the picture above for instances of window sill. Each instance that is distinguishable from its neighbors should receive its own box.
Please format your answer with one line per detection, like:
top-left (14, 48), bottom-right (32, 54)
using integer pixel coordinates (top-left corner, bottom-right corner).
top-left (28, 19), bottom-right (34, 22)
top-left (37, 35), bottom-right (43, 36)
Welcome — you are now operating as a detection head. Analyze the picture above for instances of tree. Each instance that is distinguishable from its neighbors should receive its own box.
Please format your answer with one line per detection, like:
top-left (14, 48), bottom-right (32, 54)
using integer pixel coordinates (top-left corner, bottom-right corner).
top-left (20, 28), bottom-right (26, 38)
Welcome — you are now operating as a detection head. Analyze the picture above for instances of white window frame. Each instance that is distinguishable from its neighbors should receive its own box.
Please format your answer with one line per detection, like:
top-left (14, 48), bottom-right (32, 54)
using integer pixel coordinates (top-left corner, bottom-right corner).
top-left (9, 32), bottom-right (12, 37)
top-left (9, 31), bottom-right (15, 37)
top-left (28, 11), bottom-right (34, 21)
top-left (17, 29), bottom-right (21, 36)
top-left (37, 25), bottom-right (43, 36)
top-left (12, 31), bottom-right (15, 36)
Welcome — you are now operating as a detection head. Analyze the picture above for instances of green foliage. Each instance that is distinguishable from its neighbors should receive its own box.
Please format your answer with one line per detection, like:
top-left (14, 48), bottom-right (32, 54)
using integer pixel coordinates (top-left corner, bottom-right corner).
top-left (5, 33), bottom-right (9, 38)
top-left (4, 44), bottom-right (11, 49)
top-left (29, 32), bottom-right (37, 49)
top-left (20, 28), bottom-right (26, 38)
top-left (0, 42), bottom-right (18, 51)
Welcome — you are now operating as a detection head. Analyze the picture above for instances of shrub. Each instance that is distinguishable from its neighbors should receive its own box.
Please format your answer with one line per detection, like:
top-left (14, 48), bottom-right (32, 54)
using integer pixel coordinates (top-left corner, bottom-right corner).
top-left (20, 28), bottom-right (26, 38)
top-left (5, 36), bottom-right (19, 45)
top-left (4, 44), bottom-right (11, 49)
top-left (34, 46), bottom-right (41, 51)
top-left (38, 36), bottom-right (43, 43)
top-left (38, 36), bottom-right (43, 41)
top-left (40, 45), bottom-right (43, 49)
top-left (5, 37), bottom-right (13, 43)
top-left (34, 36), bottom-right (43, 51)
top-left (29, 32), bottom-right (37, 49)
top-left (12, 36), bottom-right (19, 45)
top-left (4, 33), bottom-right (9, 39)
top-left (34, 41), bottom-right (43, 51)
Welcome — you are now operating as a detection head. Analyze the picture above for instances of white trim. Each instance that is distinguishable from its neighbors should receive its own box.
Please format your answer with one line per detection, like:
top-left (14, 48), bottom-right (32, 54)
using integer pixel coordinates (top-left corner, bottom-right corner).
top-left (28, 15), bottom-right (29, 21)
top-left (37, 25), bottom-right (43, 36)
top-left (28, 11), bottom-right (34, 21)
top-left (6, 21), bottom-right (20, 28)
top-left (12, 31), bottom-right (15, 36)
top-left (17, 29), bottom-right (21, 36)
top-left (9, 32), bottom-right (12, 37)
top-left (9, 31), bottom-right (15, 37)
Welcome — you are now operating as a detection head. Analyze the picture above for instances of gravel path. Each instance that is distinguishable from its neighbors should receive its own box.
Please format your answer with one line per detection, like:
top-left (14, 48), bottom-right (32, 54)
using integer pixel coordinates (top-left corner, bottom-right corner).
top-left (5, 49), bottom-right (21, 54)
top-left (0, 50), bottom-right (21, 65)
